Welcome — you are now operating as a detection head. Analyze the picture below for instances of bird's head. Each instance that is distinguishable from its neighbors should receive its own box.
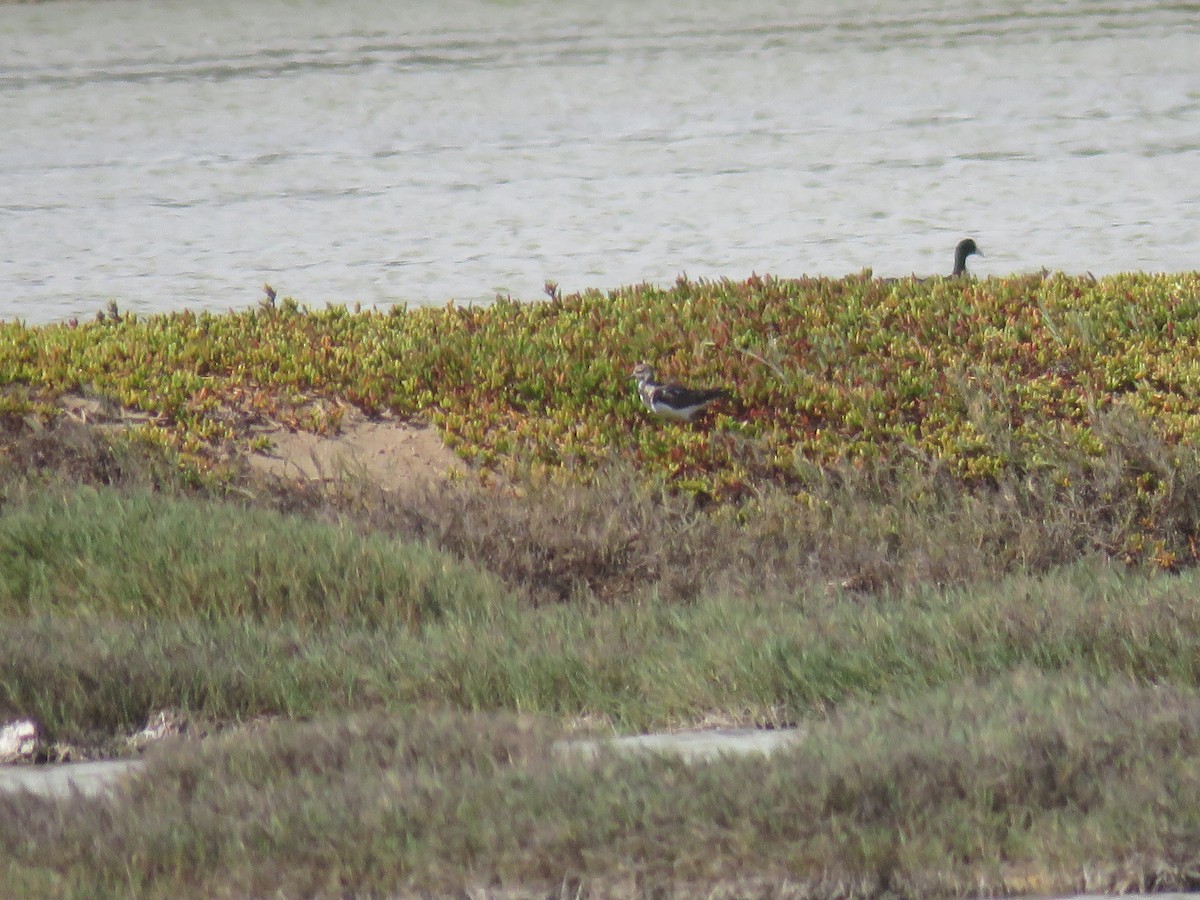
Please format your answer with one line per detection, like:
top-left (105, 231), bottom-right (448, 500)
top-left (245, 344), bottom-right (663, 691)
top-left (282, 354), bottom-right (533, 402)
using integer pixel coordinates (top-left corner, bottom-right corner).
top-left (630, 362), bottom-right (655, 384)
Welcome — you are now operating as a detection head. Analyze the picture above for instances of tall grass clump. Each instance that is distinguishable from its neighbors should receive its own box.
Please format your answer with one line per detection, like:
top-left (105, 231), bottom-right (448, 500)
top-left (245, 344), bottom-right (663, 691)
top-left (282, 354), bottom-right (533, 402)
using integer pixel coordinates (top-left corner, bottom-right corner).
top-left (0, 484), bottom-right (503, 628)
top-left (7, 516), bottom-right (1200, 744)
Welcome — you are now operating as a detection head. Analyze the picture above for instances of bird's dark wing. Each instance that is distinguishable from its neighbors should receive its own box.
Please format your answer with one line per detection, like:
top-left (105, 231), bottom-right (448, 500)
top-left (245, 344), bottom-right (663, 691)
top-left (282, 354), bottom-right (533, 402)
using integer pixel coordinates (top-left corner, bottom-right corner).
top-left (655, 384), bottom-right (728, 407)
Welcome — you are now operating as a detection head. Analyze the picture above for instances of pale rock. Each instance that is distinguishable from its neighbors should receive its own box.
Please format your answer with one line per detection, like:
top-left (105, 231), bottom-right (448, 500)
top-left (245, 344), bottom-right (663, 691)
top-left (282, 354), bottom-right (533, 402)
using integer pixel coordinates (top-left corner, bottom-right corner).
top-left (0, 719), bottom-right (39, 764)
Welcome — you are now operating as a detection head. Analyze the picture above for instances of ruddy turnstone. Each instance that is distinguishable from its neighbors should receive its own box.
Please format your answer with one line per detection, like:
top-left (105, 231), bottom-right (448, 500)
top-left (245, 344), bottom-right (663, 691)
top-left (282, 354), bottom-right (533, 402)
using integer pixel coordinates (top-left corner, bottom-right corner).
top-left (630, 362), bottom-right (729, 422)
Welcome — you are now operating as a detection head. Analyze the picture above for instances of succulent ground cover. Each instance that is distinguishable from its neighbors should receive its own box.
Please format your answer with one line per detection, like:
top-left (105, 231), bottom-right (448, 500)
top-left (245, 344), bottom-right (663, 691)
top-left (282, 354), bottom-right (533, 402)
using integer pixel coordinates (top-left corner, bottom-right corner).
top-left (4, 273), bottom-right (1200, 493)
top-left (5, 274), bottom-right (1200, 896)
top-left (7, 272), bottom-right (1200, 569)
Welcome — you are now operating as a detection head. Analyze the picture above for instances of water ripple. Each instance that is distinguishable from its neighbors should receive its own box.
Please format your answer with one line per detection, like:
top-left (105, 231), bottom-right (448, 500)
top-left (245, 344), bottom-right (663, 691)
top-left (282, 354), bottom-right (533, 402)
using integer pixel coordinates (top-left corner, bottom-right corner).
top-left (2, 0), bottom-right (1199, 322)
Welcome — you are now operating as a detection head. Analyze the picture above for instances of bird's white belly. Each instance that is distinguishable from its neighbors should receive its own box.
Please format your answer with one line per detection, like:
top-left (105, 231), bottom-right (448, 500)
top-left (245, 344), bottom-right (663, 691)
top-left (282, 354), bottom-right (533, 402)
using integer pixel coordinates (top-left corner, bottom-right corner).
top-left (650, 399), bottom-right (704, 421)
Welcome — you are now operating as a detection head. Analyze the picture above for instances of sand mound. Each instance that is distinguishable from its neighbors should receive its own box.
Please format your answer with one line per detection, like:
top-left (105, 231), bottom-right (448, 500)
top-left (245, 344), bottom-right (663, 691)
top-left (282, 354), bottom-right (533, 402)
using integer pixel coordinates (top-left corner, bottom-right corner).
top-left (55, 394), bottom-right (462, 492)
top-left (246, 409), bottom-right (462, 491)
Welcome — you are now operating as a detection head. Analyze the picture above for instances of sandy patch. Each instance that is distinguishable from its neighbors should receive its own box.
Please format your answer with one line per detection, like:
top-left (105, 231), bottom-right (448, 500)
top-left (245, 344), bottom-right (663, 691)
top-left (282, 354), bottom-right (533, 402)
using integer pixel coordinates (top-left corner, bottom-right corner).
top-left (247, 409), bottom-right (462, 492)
top-left (54, 393), bottom-right (463, 492)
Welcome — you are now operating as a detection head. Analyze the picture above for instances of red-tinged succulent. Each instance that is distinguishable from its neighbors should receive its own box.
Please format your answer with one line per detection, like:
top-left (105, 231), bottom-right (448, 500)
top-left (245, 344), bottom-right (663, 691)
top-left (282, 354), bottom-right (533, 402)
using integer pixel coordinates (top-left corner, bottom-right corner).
top-left (3, 272), bottom-right (1200, 547)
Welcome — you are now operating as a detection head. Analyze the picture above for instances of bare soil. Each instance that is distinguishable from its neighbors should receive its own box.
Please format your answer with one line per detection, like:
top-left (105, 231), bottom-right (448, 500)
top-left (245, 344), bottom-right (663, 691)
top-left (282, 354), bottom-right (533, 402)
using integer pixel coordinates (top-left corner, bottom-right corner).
top-left (55, 392), bottom-right (463, 492)
top-left (245, 408), bottom-right (462, 492)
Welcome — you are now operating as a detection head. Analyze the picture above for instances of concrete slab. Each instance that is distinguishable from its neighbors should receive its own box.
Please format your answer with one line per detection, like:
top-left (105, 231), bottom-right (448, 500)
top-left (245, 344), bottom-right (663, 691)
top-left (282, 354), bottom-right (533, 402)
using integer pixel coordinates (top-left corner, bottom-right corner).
top-left (0, 759), bottom-right (142, 799)
top-left (1, 727), bottom-right (804, 801)
top-left (559, 726), bottom-right (805, 762)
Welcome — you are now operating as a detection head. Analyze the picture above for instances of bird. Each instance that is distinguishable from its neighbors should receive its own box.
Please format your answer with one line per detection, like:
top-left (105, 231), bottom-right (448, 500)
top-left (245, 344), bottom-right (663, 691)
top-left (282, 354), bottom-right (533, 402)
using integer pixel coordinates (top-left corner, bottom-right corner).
top-left (881, 238), bottom-right (983, 284)
top-left (951, 237), bottom-right (981, 276)
top-left (630, 362), bottom-right (729, 422)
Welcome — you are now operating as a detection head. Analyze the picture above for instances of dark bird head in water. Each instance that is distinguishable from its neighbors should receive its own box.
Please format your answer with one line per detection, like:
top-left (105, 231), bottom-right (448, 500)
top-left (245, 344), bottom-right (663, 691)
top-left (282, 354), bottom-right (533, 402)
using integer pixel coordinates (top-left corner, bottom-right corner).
top-left (953, 238), bottom-right (982, 276)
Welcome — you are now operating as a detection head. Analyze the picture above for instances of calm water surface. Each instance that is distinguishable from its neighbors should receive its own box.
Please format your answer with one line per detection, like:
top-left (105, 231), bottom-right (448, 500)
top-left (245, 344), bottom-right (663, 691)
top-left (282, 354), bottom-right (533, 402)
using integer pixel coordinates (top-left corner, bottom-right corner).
top-left (2, 0), bottom-right (1200, 324)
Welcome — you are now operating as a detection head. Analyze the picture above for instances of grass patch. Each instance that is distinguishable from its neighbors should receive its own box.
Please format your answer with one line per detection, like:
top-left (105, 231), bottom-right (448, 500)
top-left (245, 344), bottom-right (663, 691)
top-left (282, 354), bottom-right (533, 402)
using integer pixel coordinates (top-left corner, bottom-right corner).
top-left (5, 482), bottom-right (1200, 747)
top-left (0, 483), bottom-right (500, 628)
top-left (4, 675), bottom-right (1200, 897)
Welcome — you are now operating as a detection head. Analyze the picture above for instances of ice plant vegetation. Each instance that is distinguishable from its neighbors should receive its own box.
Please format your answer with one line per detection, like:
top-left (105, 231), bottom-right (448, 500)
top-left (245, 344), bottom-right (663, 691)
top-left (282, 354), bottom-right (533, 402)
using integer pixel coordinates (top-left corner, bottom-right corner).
top-left (3, 271), bottom-right (1200, 557)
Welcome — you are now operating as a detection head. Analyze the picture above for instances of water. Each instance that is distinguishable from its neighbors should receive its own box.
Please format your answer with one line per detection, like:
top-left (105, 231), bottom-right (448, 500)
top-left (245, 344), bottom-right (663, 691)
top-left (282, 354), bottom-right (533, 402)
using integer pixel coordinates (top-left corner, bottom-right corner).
top-left (2, 0), bottom-right (1200, 325)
